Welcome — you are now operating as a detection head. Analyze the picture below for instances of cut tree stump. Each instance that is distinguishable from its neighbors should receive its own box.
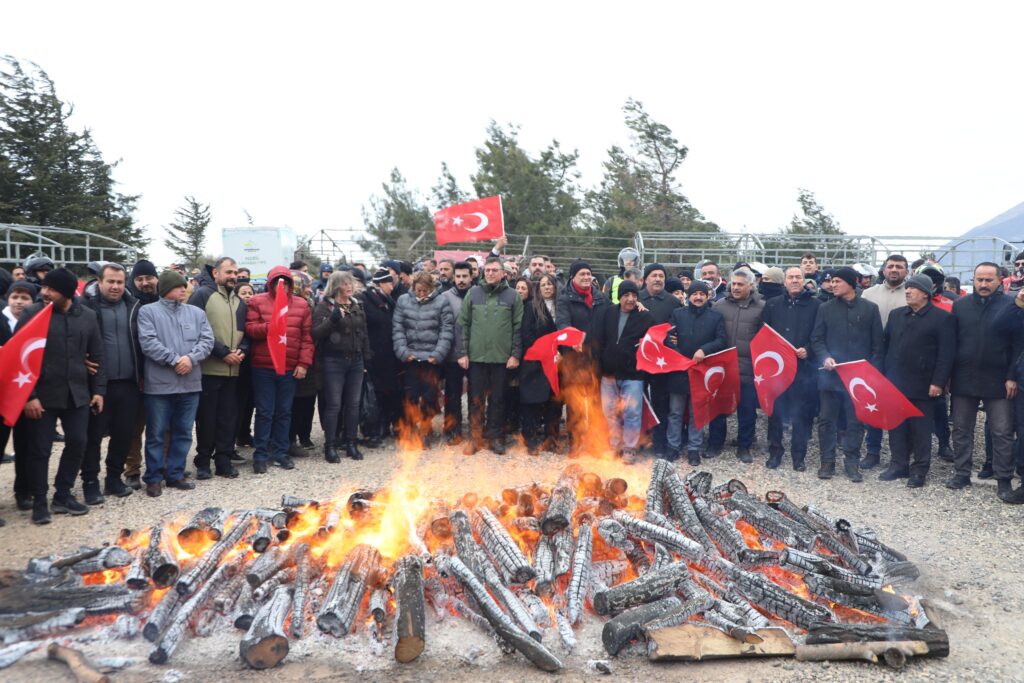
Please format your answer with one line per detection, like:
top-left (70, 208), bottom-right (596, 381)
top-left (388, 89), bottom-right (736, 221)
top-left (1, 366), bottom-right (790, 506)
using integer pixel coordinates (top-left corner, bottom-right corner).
top-left (646, 624), bottom-right (796, 661)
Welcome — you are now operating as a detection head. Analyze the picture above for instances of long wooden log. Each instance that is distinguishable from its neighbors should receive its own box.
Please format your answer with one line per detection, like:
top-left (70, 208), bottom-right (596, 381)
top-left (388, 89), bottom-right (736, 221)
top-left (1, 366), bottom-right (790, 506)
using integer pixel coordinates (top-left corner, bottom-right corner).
top-left (645, 458), bottom-right (670, 516)
top-left (803, 622), bottom-right (949, 657)
top-left (555, 608), bottom-right (576, 652)
top-left (566, 515), bottom-right (593, 625)
top-left (213, 572), bottom-right (247, 615)
top-left (442, 555), bottom-right (562, 672)
top-left (150, 555), bottom-right (240, 664)
top-left (540, 471), bottom-right (576, 535)
top-left (143, 589), bottom-right (181, 642)
top-left (700, 609), bottom-right (763, 643)
top-left (392, 555), bottom-right (426, 663)
top-left (691, 497), bottom-right (749, 563)
top-left (552, 526), bottom-right (573, 577)
top-left (233, 582), bottom-right (257, 631)
top-left (0, 608), bottom-right (84, 644)
top-left (602, 596), bottom-right (682, 656)
top-left (253, 567), bottom-right (296, 602)
top-left (448, 509), bottom-right (492, 582)
top-left (125, 549), bottom-right (148, 589)
top-left (719, 560), bottom-right (834, 629)
top-left (47, 643), bottom-right (109, 683)
top-left (317, 544), bottom-right (381, 637)
top-left (795, 640), bottom-right (930, 668)
top-left (251, 508), bottom-right (289, 529)
top-left (592, 561), bottom-right (692, 616)
top-left (246, 546), bottom-right (285, 588)
top-left (611, 510), bottom-right (705, 561)
top-left (70, 546), bottom-right (133, 574)
top-left (476, 506), bottom-right (535, 584)
top-left (723, 491), bottom-right (815, 550)
top-left (643, 595), bottom-right (715, 631)
top-left (532, 536), bottom-right (554, 593)
top-left (176, 507), bottom-right (226, 555)
top-left (240, 584), bottom-right (292, 669)
top-left (144, 526), bottom-right (180, 589)
top-left (289, 543), bottom-right (312, 639)
top-left (176, 512), bottom-right (253, 596)
top-left (251, 520), bottom-right (274, 554)
top-left (0, 581), bottom-right (135, 617)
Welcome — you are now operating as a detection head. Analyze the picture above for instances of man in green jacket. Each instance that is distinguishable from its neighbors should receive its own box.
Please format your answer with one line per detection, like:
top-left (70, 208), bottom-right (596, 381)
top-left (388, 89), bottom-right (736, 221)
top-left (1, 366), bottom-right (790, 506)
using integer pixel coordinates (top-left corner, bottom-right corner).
top-left (458, 257), bottom-right (523, 455)
top-left (188, 257), bottom-right (248, 479)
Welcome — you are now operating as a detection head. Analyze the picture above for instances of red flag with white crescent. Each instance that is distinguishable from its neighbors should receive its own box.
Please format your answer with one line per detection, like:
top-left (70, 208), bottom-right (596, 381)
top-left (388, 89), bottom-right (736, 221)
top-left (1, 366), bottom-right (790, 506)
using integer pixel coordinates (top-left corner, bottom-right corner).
top-left (834, 359), bottom-right (923, 429)
top-left (641, 390), bottom-right (660, 432)
top-left (635, 323), bottom-right (695, 374)
top-left (434, 196), bottom-right (505, 245)
top-left (688, 347), bottom-right (740, 431)
top-left (524, 326), bottom-right (585, 397)
top-left (268, 282), bottom-right (289, 375)
top-left (749, 324), bottom-right (798, 417)
top-left (0, 303), bottom-right (54, 426)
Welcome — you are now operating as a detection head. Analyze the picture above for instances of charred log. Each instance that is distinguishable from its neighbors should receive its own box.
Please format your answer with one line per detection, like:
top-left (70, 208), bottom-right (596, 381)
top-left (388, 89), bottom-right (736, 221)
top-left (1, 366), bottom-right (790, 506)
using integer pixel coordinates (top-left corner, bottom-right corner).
top-left (176, 512), bottom-right (254, 596)
top-left (602, 596), bottom-right (682, 656)
top-left (176, 507), bottom-right (227, 555)
top-left (232, 582), bottom-right (257, 631)
top-left (566, 515), bottom-right (593, 625)
top-left (317, 544), bottom-right (381, 637)
top-left (253, 567), bottom-right (296, 603)
top-left (611, 510), bottom-right (705, 561)
top-left (803, 622), bottom-right (948, 658)
top-left (289, 543), bottom-right (312, 639)
top-left (251, 521), bottom-right (274, 554)
top-left (551, 526), bottom-right (574, 577)
top-left (143, 589), bottom-right (181, 642)
top-left (0, 580), bottom-right (135, 617)
top-left (240, 584), bottom-right (292, 669)
top-left (540, 471), bottom-right (577, 535)
top-left (592, 561), bottom-right (692, 616)
top-left (143, 527), bottom-right (180, 589)
top-left (0, 608), bottom-right (84, 645)
top-left (475, 506), bottom-right (534, 584)
top-left (70, 546), bottom-right (133, 574)
top-left (125, 550), bottom-right (147, 590)
top-left (392, 555), bottom-right (426, 663)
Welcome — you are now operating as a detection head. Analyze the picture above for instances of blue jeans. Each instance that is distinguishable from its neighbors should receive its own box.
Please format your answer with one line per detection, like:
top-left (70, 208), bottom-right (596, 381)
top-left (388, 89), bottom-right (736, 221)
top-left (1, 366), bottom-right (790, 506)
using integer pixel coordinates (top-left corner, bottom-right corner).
top-left (319, 356), bottom-right (364, 445)
top-left (668, 393), bottom-right (704, 453)
top-left (252, 367), bottom-right (297, 463)
top-left (600, 377), bottom-right (644, 450)
top-left (708, 382), bottom-right (758, 451)
top-left (143, 392), bottom-right (200, 484)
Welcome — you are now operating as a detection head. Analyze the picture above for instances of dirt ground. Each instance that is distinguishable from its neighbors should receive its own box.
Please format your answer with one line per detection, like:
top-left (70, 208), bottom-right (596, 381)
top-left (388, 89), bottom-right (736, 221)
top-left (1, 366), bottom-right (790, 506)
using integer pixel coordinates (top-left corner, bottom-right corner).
top-left (2, 419), bottom-right (1023, 682)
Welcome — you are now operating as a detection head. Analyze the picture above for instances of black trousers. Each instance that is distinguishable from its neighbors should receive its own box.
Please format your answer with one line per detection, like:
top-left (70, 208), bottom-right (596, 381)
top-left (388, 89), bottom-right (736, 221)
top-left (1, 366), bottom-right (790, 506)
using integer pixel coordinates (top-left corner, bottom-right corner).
top-left (291, 395), bottom-right (317, 443)
top-left (26, 404), bottom-right (90, 499)
top-left (818, 389), bottom-right (864, 464)
top-left (82, 379), bottom-right (140, 484)
top-left (237, 365), bottom-right (255, 443)
top-left (648, 374), bottom-right (671, 454)
top-left (469, 362), bottom-right (507, 443)
top-left (521, 399), bottom-right (562, 447)
top-left (404, 361), bottom-right (442, 439)
top-left (888, 398), bottom-right (933, 477)
top-left (443, 361), bottom-right (466, 437)
top-left (195, 375), bottom-right (239, 472)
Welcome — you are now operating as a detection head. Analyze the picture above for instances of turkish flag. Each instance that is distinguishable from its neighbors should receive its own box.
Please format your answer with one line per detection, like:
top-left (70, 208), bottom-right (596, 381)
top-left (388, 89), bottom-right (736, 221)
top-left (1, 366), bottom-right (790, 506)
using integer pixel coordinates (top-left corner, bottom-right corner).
top-left (268, 283), bottom-right (289, 375)
top-left (834, 360), bottom-right (924, 429)
top-left (688, 347), bottom-right (740, 431)
top-left (636, 323), bottom-right (695, 374)
top-left (0, 303), bottom-right (53, 426)
top-left (931, 295), bottom-right (953, 313)
top-left (434, 196), bottom-right (505, 245)
top-left (641, 390), bottom-right (660, 432)
top-left (524, 327), bottom-right (586, 397)
top-left (750, 324), bottom-right (798, 417)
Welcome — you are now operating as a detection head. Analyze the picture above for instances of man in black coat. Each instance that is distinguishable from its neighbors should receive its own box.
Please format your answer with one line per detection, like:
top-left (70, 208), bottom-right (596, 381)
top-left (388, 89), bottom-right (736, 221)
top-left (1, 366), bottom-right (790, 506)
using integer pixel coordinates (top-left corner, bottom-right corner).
top-left (762, 266), bottom-right (821, 471)
top-left (639, 263), bottom-right (681, 457)
top-left (810, 267), bottom-right (883, 482)
top-left (665, 281), bottom-right (728, 464)
top-left (880, 275), bottom-right (955, 487)
top-left (591, 280), bottom-right (654, 462)
top-left (949, 262), bottom-right (1023, 498)
top-left (17, 268), bottom-right (106, 524)
top-left (358, 270), bottom-right (401, 444)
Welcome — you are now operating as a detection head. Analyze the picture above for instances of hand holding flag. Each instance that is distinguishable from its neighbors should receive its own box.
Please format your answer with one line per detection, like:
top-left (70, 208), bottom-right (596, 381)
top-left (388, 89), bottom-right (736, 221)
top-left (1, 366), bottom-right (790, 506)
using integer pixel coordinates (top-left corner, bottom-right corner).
top-left (833, 360), bottom-right (923, 429)
top-left (749, 324), bottom-right (798, 416)
top-left (0, 303), bottom-right (53, 426)
top-left (524, 327), bottom-right (586, 396)
top-left (636, 323), bottom-right (694, 374)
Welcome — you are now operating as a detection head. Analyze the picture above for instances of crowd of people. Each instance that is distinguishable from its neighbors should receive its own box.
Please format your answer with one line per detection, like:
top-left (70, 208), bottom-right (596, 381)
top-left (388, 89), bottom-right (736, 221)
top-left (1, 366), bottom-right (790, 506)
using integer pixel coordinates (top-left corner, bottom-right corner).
top-left (1, 241), bottom-right (1023, 527)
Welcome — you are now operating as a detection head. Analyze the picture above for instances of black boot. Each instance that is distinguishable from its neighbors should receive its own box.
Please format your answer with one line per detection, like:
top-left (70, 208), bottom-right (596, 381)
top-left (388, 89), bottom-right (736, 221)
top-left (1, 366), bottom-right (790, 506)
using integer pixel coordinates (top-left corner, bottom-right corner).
top-left (844, 459), bottom-right (864, 483)
top-left (325, 443), bottom-right (340, 464)
top-left (346, 442), bottom-right (364, 461)
top-left (999, 483), bottom-right (1024, 504)
top-left (860, 452), bottom-right (880, 470)
top-left (83, 480), bottom-right (105, 505)
top-left (997, 479), bottom-right (1013, 499)
top-left (792, 454), bottom-right (807, 472)
top-left (687, 450), bottom-right (701, 466)
top-left (817, 460), bottom-right (835, 479)
top-left (766, 452), bottom-right (782, 469)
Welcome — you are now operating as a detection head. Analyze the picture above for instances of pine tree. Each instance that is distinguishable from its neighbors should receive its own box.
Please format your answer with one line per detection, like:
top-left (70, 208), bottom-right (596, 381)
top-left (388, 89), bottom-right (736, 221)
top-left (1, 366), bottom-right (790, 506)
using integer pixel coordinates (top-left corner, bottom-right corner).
top-left (163, 195), bottom-right (211, 269)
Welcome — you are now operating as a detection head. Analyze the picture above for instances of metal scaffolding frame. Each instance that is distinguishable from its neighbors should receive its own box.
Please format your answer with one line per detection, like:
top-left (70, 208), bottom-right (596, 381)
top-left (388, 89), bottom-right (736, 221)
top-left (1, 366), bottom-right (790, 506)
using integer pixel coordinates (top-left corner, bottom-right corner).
top-left (0, 223), bottom-right (138, 268)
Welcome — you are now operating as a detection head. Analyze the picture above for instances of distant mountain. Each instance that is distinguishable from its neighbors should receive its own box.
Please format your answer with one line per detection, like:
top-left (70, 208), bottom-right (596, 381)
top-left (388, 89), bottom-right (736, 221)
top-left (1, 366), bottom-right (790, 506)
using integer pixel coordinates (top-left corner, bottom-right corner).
top-left (957, 200), bottom-right (1024, 241)
top-left (936, 200), bottom-right (1024, 279)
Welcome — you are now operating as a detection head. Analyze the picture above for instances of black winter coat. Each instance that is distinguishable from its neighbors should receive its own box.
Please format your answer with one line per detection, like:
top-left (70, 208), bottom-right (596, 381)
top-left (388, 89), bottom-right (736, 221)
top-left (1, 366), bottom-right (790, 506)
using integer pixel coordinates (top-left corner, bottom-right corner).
top-left (639, 289), bottom-right (681, 324)
top-left (358, 286), bottom-right (398, 391)
top-left (82, 290), bottom-right (144, 385)
top-left (665, 304), bottom-right (727, 394)
top-left (951, 291), bottom-right (1021, 398)
top-left (882, 303), bottom-right (955, 400)
top-left (590, 306), bottom-right (655, 380)
top-left (762, 290), bottom-right (820, 376)
top-left (311, 298), bottom-right (372, 359)
top-left (555, 281), bottom-right (609, 337)
top-left (17, 300), bottom-right (106, 410)
top-left (519, 302), bottom-right (558, 404)
top-left (810, 294), bottom-right (883, 392)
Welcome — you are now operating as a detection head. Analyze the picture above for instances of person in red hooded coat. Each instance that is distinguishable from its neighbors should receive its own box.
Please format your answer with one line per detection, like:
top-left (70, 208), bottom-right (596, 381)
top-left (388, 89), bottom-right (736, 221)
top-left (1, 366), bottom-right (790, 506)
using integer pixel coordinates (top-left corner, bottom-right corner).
top-left (245, 266), bottom-right (314, 473)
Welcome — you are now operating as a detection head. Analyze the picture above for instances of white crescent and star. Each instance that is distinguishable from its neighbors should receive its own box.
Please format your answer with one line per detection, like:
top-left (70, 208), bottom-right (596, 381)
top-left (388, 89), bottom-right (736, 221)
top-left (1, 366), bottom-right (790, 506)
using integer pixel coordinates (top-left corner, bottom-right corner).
top-left (12, 337), bottom-right (46, 387)
top-left (847, 377), bottom-right (879, 412)
top-left (462, 212), bottom-right (489, 233)
top-left (753, 350), bottom-right (785, 385)
top-left (557, 332), bottom-right (568, 342)
top-left (704, 366), bottom-right (726, 393)
top-left (639, 332), bottom-right (659, 361)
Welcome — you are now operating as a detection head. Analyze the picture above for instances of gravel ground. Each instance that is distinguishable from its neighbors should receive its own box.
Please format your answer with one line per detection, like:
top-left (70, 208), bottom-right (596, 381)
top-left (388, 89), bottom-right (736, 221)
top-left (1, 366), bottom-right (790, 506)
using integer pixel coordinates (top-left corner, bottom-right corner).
top-left (2, 416), bottom-right (1023, 682)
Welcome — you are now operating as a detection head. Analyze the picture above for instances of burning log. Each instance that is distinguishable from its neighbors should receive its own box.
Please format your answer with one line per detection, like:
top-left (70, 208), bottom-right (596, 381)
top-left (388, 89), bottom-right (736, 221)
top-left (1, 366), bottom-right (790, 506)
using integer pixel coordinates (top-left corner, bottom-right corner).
top-left (516, 589), bottom-right (551, 628)
top-left (551, 526), bottom-right (574, 577)
top-left (441, 555), bottom-right (562, 672)
top-left (700, 609), bottom-right (762, 643)
top-left (592, 561), bottom-right (692, 616)
top-left (317, 544), bottom-right (381, 637)
top-left (717, 560), bottom-right (834, 630)
top-left (47, 642), bottom-right (109, 683)
top-left (246, 546), bottom-right (288, 589)
top-left (144, 526), bottom-right (180, 589)
top-left (645, 459), bottom-right (670, 516)
top-left (475, 506), bottom-right (535, 584)
top-left (176, 512), bottom-right (254, 596)
top-left (289, 543), bottom-right (312, 638)
top-left (651, 543), bottom-right (672, 573)
top-left (251, 520), bottom-right (274, 553)
top-left (719, 587), bottom-right (771, 631)
top-left (566, 515), bottom-right (593, 625)
top-left (778, 548), bottom-right (882, 589)
top-left (125, 550), bottom-right (147, 589)
top-left (282, 495), bottom-right (319, 510)
top-left (708, 478), bottom-right (747, 500)
top-left (70, 546), bottom-right (133, 574)
top-left (232, 582), bottom-right (257, 631)
top-left (214, 573), bottom-right (247, 615)
top-left (802, 622), bottom-right (949, 658)
top-left (591, 560), bottom-right (629, 588)
top-left (723, 492), bottom-right (815, 550)
top-left (683, 470), bottom-right (712, 496)
top-left (251, 508), bottom-right (289, 529)
top-left (611, 510), bottom-right (705, 561)
top-left (532, 536), bottom-right (554, 593)
top-left (317, 505), bottom-right (340, 540)
top-left (604, 477), bottom-right (628, 497)
top-left (602, 596), bottom-right (682, 656)
top-left (392, 555), bottom-right (426, 663)
top-left (540, 471), bottom-right (576, 535)
top-left (448, 510), bottom-right (492, 581)
top-left (0, 580), bottom-right (135, 617)
top-left (511, 517), bottom-right (540, 534)
top-left (240, 584), bottom-right (292, 669)
top-left (253, 567), bottom-right (296, 602)
top-left (177, 507), bottom-right (227, 555)
top-left (555, 609), bottom-right (576, 652)
top-left (805, 505), bottom-right (907, 563)
top-left (369, 587), bottom-right (388, 623)
top-left (691, 498), bottom-right (750, 563)
top-left (346, 490), bottom-right (373, 519)
top-left (596, 517), bottom-right (633, 551)
top-left (143, 589), bottom-right (181, 642)
top-left (1, 608), bottom-right (84, 644)
top-left (423, 574), bottom-right (449, 621)
top-left (151, 555), bottom-right (241, 664)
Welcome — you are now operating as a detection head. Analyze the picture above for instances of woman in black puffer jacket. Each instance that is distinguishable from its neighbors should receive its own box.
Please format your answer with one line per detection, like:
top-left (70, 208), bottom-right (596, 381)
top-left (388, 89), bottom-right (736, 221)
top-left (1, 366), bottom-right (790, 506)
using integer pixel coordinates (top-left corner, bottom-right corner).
top-left (312, 271), bottom-right (371, 462)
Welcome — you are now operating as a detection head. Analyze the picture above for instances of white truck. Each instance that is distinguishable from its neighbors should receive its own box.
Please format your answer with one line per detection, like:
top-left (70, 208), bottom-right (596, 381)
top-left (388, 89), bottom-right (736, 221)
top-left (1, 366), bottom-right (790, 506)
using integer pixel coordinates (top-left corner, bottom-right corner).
top-left (221, 226), bottom-right (297, 280)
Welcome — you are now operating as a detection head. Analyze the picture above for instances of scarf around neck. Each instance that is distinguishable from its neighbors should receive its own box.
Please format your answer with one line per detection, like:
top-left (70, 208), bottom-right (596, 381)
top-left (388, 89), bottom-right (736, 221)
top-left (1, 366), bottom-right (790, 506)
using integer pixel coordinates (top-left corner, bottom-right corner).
top-left (573, 282), bottom-right (593, 308)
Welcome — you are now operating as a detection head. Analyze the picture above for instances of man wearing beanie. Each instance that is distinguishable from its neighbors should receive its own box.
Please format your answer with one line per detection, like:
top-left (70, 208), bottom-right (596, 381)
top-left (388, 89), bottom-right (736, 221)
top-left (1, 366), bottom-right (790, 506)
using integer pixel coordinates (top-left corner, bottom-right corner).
top-left (556, 260), bottom-right (609, 455)
top-left (122, 259), bottom-right (160, 489)
top-left (16, 268), bottom-right (106, 524)
top-left (878, 274), bottom-right (954, 488)
top-left (590, 279), bottom-right (654, 462)
top-left (357, 268), bottom-right (401, 444)
top-left (810, 267), bottom-right (883, 482)
top-left (665, 280), bottom-right (727, 464)
top-left (640, 263), bottom-right (681, 457)
top-left (137, 269), bottom-right (214, 496)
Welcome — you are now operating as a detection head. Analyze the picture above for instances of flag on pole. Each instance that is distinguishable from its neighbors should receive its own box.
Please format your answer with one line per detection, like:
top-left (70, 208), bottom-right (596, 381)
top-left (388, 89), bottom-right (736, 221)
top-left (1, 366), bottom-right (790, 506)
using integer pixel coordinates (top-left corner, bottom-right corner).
top-left (434, 196), bottom-right (505, 245)
top-left (524, 327), bottom-right (585, 397)
top-left (268, 282), bottom-right (289, 375)
top-left (0, 303), bottom-right (53, 426)
top-left (688, 347), bottom-right (740, 431)
top-left (833, 360), bottom-right (924, 430)
top-left (749, 324), bottom-right (798, 417)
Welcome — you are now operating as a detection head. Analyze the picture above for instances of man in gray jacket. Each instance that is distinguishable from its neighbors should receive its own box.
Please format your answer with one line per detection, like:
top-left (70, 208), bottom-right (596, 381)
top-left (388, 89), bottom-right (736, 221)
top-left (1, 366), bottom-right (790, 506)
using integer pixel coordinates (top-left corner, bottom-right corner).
top-left (137, 270), bottom-right (214, 497)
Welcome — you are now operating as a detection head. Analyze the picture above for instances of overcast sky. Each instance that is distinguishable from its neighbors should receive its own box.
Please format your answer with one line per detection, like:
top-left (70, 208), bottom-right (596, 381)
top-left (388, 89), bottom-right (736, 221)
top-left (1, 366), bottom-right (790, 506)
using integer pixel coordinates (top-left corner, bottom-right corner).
top-left (5, 1), bottom-right (1023, 266)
